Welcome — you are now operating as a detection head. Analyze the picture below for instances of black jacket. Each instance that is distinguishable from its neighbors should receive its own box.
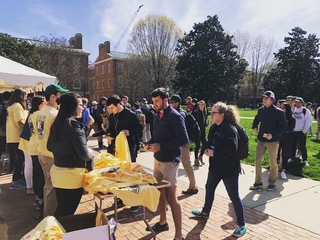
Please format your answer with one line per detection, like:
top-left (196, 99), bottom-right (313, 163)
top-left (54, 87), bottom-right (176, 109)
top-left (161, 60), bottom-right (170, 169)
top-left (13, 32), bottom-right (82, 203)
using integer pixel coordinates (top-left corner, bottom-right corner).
top-left (108, 107), bottom-right (143, 149)
top-left (192, 109), bottom-right (207, 134)
top-left (149, 106), bottom-right (188, 162)
top-left (47, 119), bottom-right (93, 169)
top-left (206, 121), bottom-right (240, 178)
top-left (252, 104), bottom-right (287, 142)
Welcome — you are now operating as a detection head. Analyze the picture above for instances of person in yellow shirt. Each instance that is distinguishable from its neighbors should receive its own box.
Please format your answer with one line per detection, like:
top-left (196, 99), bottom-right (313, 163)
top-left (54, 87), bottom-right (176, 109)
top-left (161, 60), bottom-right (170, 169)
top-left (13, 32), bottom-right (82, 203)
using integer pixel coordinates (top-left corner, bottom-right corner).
top-left (47, 93), bottom-right (93, 217)
top-left (36, 84), bottom-right (69, 218)
top-left (6, 88), bottom-right (27, 190)
top-left (28, 96), bottom-right (46, 214)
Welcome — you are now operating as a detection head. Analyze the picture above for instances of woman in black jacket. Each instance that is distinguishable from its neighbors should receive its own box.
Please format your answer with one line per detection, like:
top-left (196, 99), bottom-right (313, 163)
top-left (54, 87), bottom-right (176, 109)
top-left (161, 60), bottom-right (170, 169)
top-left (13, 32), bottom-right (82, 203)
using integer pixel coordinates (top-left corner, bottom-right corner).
top-left (47, 93), bottom-right (93, 217)
top-left (279, 103), bottom-right (295, 180)
top-left (192, 102), bottom-right (246, 237)
top-left (193, 100), bottom-right (208, 165)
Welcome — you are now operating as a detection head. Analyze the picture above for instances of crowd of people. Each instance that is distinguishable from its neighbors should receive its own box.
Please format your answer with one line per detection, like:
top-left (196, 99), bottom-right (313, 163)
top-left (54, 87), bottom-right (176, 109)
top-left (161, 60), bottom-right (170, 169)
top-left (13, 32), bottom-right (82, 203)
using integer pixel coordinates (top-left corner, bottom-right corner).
top-left (1, 84), bottom-right (320, 239)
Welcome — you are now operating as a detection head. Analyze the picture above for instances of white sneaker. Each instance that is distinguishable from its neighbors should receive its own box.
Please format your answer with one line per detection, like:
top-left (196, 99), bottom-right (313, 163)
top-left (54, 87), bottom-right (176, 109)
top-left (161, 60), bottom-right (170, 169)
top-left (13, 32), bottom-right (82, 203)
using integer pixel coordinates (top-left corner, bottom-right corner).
top-left (288, 158), bottom-right (294, 163)
top-left (304, 161), bottom-right (310, 166)
top-left (280, 171), bottom-right (287, 180)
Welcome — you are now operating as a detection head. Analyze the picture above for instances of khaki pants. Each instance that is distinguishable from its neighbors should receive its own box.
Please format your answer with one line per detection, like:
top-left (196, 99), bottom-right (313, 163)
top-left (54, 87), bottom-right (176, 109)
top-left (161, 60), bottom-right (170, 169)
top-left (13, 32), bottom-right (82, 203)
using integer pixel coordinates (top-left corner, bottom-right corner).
top-left (38, 154), bottom-right (57, 217)
top-left (181, 141), bottom-right (196, 189)
top-left (255, 140), bottom-right (279, 186)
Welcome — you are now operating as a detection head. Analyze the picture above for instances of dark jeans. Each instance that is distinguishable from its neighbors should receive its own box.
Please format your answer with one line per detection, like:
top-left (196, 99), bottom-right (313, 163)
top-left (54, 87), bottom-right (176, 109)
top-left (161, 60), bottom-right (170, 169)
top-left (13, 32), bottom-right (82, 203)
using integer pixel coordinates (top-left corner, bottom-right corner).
top-left (203, 171), bottom-right (245, 226)
top-left (279, 133), bottom-right (293, 170)
top-left (0, 136), bottom-right (6, 154)
top-left (54, 187), bottom-right (83, 218)
top-left (194, 132), bottom-right (206, 159)
top-left (290, 131), bottom-right (307, 160)
top-left (32, 155), bottom-right (45, 199)
top-left (7, 143), bottom-right (25, 181)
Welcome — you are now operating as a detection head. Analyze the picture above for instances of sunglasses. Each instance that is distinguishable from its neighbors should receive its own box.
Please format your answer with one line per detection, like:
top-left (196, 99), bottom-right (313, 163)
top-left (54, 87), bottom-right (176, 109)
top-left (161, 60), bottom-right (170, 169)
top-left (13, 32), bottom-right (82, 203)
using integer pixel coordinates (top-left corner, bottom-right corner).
top-left (211, 111), bottom-right (220, 115)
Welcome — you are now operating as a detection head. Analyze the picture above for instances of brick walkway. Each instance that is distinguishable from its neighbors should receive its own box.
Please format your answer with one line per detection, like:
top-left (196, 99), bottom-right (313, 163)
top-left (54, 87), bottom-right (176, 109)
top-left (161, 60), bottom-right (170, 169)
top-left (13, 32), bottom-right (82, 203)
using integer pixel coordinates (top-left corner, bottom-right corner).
top-left (1, 171), bottom-right (319, 240)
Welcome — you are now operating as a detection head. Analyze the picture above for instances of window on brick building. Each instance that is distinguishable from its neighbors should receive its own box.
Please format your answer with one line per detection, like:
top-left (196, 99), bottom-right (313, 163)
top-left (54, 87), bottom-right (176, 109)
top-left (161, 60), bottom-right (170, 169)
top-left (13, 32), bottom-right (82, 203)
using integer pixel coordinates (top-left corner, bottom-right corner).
top-left (96, 66), bottom-right (99, 76)
top-left (118, 79), bottom-right (123, 88)
top-left (108, 63), bottom-right (111, 73)
top-left (73, 79), bottom-right (81, 89)
top-left (102, 65), bottom-right (105, 74)
top-left (117, 63), bottom-right (123, 73)
top-left (108, 79), bottom-right (111, 88)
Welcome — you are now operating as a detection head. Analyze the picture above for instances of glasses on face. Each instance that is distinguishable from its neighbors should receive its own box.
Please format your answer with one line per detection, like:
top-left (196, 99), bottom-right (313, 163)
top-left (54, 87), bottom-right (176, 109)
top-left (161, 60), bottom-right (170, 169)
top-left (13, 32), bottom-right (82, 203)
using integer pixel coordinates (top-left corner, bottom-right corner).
top-left (211, 111), bottom-right (220, 115)
top-left (262, 97), bottom-right (270, 100)
top-left (169, 101), bottom-right (177, 104)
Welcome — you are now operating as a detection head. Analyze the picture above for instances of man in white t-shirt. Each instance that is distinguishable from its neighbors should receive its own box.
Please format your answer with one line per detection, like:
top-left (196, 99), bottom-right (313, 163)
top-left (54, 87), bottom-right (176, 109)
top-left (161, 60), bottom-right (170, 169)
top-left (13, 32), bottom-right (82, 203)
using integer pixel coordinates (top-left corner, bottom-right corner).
top-left (290, 97), bottom-right (312, 166)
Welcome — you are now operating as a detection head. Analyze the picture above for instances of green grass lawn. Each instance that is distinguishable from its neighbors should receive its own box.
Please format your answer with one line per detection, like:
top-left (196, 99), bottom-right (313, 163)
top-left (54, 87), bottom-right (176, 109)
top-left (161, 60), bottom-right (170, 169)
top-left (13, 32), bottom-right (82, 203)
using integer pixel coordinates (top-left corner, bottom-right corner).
top-left (202, 108), bottom-right (320, 181)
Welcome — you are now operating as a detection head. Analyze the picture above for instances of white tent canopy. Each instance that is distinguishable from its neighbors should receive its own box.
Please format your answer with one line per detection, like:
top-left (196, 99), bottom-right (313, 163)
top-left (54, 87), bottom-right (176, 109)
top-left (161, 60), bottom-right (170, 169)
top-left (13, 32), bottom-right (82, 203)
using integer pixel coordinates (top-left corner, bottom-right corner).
top-left (0, 55), bottom-right (57, 93)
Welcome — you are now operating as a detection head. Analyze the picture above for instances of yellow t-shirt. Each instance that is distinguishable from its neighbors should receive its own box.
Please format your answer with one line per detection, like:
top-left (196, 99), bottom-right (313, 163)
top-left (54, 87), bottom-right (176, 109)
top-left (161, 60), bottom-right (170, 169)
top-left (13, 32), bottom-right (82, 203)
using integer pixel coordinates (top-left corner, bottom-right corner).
top-left (36, 105), bottom-right (58, 158)
top-left (6, 103), bottom-right (27, 143)
top-left (50, 165), bottom-right (85, 189)
top-left (18, 138), bottom-right (30, 154)
top-left (27, 112), bottom-right (41, 156)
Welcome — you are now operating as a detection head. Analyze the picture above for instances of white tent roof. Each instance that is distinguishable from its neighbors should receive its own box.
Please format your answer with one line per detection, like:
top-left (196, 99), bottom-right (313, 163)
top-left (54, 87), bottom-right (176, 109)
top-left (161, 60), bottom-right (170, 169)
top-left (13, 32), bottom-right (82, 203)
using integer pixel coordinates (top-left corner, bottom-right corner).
top-left (0, 55), bottom-right (57, 93)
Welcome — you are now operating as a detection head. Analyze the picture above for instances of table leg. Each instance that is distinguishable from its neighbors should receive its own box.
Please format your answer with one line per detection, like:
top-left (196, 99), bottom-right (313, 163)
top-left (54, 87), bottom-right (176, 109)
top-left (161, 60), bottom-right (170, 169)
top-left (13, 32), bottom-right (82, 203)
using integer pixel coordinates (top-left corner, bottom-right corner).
top-left (143, 206), bottom-right (156, 239)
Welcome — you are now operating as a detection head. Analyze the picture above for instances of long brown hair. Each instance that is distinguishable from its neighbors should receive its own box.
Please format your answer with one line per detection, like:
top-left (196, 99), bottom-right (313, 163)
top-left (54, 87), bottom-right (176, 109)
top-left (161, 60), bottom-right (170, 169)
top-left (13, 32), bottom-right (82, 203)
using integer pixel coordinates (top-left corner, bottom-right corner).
top-left (7, 88), bottom-right (27, 110)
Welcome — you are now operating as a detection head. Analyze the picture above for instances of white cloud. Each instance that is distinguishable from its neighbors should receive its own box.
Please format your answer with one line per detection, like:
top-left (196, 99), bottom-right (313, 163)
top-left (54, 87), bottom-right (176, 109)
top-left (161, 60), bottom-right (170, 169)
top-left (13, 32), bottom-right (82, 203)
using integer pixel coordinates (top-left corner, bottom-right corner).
top-left (92, 0), bottom-right (320, 54)
top-left (27, 1), bottom-right (69, 30)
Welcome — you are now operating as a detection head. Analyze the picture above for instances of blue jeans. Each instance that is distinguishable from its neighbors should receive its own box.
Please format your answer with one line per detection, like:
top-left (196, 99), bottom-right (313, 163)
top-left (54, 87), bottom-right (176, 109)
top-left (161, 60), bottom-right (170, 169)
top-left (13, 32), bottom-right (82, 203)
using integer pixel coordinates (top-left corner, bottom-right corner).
top-left (203, 171), bottom-right (245, 226)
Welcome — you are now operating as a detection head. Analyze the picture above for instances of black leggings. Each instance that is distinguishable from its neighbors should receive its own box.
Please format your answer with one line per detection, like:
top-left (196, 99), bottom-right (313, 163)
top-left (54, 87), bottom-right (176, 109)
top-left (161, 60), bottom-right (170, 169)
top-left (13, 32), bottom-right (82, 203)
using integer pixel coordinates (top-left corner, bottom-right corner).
top-left (32, 155), bottom-right (45, 198)
top-left (54, 187), bottom-right (83, 218)
top-left (194, 132), bottom-right (206, 159)
top-left (7, 143), bottom-right (25, 181)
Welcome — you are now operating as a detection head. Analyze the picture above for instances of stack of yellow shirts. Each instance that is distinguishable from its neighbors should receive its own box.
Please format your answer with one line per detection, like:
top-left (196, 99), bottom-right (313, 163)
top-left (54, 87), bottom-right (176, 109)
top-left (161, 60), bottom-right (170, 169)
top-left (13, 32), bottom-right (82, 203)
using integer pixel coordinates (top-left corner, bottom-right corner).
top-left (21, 216), bottom-right (65, 240)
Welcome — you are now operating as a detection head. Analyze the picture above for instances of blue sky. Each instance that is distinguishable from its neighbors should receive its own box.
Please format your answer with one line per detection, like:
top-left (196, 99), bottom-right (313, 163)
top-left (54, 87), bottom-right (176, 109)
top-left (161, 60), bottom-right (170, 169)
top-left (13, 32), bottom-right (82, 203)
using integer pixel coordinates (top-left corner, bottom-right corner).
top-left (1, 0), bottom-right (319, 62)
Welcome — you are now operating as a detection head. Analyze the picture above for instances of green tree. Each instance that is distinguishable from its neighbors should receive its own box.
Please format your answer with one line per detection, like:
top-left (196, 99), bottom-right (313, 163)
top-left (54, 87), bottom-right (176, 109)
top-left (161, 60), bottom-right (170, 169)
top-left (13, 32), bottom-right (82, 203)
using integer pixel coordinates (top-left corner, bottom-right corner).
top-left (128, 14), bottom-right (183, 89)
top-left (173, 15), bottom-right (247, 103)
top-left (263, 27), bottom-right (320, 102)
top-left (0, 33), bottom-right (43, 70)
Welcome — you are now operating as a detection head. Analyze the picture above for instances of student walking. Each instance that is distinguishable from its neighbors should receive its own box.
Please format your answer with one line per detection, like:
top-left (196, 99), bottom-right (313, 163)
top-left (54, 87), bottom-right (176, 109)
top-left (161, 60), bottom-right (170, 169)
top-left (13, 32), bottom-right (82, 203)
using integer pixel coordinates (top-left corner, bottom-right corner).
top-left (191, 102), bottom-right (247, 237)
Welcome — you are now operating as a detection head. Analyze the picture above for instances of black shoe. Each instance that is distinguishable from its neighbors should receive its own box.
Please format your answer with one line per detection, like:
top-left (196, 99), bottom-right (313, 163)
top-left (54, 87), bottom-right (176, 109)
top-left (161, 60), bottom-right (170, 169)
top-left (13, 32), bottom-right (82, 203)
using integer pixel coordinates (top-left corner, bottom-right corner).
top-left (112, 198), bottom-right (124, 208)
top-left (181, 188), bottom-right (198, 195)
top-left (249, 183), bottom-right (263, 190)
top-left (129, 206), bottom-right (140, 213)
top-left (146, 222), bottom-right (169, 232)
top-left (266, 184), bottom-right (276, 191)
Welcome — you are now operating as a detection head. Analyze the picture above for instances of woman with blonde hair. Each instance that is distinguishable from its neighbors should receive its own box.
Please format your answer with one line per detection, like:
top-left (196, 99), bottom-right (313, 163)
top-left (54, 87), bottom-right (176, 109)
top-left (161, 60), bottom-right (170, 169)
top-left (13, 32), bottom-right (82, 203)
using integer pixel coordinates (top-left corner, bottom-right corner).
top-left (192, 102), bottom-right (246, 237)
top-left (193, 100), bottom-right (208, 165)
top-left (7, 88), bottom-right (27, 189)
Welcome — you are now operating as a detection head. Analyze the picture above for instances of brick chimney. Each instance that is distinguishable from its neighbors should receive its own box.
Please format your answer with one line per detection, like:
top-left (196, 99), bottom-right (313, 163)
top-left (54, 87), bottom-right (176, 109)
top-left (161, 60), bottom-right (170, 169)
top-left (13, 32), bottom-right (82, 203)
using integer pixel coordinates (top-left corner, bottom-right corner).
top-left (98, 41), bottom-right (111, 56)
top-left (69, 33), bottom-right (82, 49)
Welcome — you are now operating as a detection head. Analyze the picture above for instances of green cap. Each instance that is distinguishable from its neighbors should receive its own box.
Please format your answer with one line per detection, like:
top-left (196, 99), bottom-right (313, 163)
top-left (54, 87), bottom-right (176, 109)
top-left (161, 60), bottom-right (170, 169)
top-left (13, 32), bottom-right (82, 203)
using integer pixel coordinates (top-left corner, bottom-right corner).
top-left (45, 84), bottom-right (69, 97)
top-left (169, 94), bottom-right (181, 103)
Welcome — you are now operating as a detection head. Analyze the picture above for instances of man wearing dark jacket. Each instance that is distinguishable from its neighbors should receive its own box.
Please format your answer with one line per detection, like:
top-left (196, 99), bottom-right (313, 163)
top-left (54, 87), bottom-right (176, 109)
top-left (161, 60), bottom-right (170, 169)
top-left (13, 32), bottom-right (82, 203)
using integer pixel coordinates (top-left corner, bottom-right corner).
top-left (106, 95), bottom-right (143, 163)
top-left (144, 88), bottom-right (188, 240)
top-left (250, 91), bottom-right (287, 191)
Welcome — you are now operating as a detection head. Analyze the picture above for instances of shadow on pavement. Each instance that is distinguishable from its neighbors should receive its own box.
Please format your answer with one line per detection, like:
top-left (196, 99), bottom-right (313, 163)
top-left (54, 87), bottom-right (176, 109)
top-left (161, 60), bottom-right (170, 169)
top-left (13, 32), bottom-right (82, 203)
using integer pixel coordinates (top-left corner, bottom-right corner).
top-left (241, 170), bottom-right (284, 224)
top-left (185, 218), bottom-right (208, 240)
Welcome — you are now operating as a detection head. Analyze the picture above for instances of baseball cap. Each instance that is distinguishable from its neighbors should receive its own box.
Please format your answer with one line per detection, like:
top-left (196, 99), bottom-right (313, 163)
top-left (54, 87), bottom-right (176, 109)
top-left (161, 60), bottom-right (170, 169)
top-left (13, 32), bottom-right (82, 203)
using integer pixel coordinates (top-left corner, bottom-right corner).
top-left (141, 98), bottom-right (147, 103)
top-left (169, 94), bottom-right (181, 103)
top-left (185, 96), bottom-right (192, 101)
top-left (262, 91), bottom-right (275, 99)
top-left (45, 84), bottom-right (69, 96)
top-left (295, 97), bottom-right (304, 103)
top-left (91, 101), bottom-right (98, 105)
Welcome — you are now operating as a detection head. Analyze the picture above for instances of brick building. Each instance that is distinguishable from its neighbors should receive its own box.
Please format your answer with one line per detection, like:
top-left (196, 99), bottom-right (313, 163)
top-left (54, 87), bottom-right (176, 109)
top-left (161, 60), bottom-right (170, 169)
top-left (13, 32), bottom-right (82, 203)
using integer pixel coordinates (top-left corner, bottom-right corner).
top-left (15, 33), bottom-right (90, 97)
top-left (89, 41), bottom-right (129, 101)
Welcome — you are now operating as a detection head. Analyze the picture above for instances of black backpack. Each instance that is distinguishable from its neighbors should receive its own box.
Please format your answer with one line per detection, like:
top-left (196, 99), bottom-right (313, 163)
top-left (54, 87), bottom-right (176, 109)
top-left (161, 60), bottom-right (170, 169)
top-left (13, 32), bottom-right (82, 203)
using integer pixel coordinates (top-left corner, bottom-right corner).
top-left (235, 124), bottom-right (249, 160)
top-left (185, 112), bottom-right (200, 141)
top-left (0, 104), bottom-right (7, 132)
